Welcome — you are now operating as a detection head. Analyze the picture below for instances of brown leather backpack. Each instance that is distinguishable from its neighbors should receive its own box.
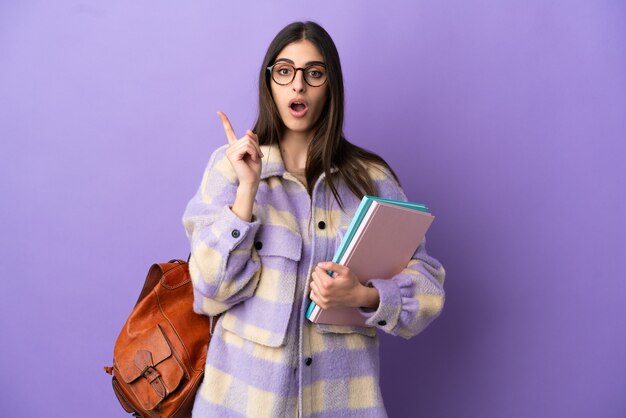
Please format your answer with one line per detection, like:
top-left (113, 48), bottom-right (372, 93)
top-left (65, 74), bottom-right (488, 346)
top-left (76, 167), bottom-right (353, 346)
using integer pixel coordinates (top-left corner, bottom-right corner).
top-left (104, 259), bottom-right (218, 417)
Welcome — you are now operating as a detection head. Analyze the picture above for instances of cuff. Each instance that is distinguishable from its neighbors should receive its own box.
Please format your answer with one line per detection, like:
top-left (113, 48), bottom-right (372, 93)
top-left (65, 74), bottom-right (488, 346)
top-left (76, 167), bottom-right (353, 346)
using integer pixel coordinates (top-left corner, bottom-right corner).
top-left (358, 278), bottom-right (403, 333)
top-left (206, 204), bottom-right (261, 254)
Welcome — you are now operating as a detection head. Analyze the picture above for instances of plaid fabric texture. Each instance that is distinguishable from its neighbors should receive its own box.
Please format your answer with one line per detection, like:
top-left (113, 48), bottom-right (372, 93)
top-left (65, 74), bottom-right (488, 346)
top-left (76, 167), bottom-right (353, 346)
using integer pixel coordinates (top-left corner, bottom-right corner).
top-left (182, 143), bottom-right (445, 417)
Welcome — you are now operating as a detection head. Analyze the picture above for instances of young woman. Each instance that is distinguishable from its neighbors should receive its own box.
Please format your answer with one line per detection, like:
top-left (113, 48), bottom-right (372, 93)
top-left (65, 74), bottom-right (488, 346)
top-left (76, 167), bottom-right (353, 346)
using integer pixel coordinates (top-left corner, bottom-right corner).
top-left (182, 21), bottom-right (445, 417)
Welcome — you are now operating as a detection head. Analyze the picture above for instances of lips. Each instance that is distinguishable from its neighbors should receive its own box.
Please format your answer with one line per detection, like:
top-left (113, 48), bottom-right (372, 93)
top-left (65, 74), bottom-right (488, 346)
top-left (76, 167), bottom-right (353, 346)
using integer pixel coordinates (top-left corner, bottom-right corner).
top-left (289, 98), bottom-right (308, 118)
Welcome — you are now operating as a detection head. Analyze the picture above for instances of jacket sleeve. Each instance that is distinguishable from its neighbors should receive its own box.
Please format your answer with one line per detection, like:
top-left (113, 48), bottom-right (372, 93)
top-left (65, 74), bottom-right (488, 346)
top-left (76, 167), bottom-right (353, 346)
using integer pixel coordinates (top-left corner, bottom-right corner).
top-left (357, 167), bottom-right (446, 339)
top-left (182, 145), bottom-right (262, 317)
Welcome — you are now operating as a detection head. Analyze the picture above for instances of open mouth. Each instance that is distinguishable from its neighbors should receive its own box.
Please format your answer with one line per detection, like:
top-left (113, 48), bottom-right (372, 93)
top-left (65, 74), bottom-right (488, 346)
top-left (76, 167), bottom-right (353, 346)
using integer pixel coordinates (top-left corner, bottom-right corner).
top-left (289, 101), bottom-right (308, 117)
top-left (290, 102), bottom-right (306, 112)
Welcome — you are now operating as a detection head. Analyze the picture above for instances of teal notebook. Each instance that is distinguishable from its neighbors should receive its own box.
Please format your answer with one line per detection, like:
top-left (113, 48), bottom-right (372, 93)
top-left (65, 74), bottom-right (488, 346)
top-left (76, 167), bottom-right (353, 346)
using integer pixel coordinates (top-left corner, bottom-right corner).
top-left (305, 196), bottom-right (428, 320)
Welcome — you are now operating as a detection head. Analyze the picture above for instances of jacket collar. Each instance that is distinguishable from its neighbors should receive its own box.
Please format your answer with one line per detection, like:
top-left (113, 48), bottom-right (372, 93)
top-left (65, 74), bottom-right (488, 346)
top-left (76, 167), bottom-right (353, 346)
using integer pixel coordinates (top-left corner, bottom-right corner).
top-left (259, 143), bottom-right (338, 180)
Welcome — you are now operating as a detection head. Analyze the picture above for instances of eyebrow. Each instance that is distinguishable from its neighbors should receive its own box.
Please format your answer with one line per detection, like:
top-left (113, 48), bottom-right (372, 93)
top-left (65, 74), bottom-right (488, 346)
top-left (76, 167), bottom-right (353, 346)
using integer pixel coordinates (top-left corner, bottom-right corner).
top-left (274, 58), bottom-right (326, 66)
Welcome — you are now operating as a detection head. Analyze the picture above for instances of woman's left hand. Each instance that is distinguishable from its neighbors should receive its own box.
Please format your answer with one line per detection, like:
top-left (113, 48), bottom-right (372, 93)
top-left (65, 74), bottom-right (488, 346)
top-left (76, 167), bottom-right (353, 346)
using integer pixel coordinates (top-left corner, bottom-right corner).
top-left (309, 262), bottom-right (366, 310)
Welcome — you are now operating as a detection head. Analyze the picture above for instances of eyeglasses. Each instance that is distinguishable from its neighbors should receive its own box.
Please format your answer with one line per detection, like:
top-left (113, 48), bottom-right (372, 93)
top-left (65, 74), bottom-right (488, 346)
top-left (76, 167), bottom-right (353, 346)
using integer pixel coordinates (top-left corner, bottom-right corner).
top-left (267, 62), bottom-right (327, 87)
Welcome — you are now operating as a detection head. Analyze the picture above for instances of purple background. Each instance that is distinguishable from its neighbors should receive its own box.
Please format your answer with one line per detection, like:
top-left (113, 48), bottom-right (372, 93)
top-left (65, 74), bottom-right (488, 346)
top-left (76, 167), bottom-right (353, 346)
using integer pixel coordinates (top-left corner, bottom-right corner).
top-left (1, 1), bottom-right (625, 417)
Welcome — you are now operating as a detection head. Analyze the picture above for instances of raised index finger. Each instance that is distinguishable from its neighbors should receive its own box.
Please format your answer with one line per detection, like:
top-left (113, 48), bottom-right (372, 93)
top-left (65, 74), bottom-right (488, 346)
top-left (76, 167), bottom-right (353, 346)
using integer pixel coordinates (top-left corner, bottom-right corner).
top-left (217, 111), bottom-right (237, 144)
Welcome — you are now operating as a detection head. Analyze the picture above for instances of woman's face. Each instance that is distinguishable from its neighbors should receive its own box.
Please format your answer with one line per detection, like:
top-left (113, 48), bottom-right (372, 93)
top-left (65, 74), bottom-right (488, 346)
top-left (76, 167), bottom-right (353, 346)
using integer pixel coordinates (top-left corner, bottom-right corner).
top-left (270, 40), bottom-right (329, 137)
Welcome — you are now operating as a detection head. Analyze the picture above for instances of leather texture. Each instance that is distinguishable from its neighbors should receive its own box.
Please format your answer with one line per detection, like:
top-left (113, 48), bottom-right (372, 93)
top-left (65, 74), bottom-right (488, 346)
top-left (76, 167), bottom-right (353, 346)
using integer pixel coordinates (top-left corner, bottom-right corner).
top-left (105, 260), bottom-right (217, 417)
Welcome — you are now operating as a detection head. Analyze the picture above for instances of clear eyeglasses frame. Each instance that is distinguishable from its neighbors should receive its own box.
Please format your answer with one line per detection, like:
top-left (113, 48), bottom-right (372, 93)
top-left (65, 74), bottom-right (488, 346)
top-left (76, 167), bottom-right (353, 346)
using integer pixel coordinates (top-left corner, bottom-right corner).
top-left (266, 62), bottom-right (328, 87)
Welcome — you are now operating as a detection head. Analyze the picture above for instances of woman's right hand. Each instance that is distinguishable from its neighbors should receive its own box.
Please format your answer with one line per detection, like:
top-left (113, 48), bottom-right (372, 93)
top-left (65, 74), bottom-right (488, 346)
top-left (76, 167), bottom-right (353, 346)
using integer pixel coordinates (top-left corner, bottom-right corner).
top-left (217, 111), bottom-right (263, 188)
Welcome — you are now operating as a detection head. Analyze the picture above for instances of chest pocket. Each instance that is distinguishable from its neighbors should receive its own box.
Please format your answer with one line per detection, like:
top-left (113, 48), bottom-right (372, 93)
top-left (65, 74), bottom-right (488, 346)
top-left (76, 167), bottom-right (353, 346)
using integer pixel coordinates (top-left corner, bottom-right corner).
top-left (220, 224), bottom-right (302, 347)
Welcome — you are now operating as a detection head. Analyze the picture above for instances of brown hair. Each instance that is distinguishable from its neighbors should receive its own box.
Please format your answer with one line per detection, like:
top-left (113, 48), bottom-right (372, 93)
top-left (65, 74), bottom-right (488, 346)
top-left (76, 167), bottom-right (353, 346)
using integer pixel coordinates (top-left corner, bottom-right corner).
top-left (253, 21), bottom-right (399, 209)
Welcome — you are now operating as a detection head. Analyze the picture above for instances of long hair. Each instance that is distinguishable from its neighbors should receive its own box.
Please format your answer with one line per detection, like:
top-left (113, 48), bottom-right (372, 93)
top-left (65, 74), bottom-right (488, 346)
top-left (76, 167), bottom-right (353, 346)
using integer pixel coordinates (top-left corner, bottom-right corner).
top-left (253, 21), bottom-right (400, 209)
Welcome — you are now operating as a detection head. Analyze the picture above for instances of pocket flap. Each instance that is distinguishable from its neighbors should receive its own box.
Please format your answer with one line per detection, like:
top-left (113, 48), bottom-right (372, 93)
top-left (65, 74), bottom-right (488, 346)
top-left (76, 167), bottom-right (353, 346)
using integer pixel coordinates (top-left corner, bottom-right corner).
top-left (116, 325), bottom-right (175, 383)
top-left (255, 224), bottom-right (302, 261)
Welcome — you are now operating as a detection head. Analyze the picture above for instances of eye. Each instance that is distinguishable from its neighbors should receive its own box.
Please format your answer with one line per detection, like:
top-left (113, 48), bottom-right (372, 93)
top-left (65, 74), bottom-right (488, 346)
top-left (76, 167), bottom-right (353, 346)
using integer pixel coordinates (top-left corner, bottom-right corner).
top-left (275, 65), bottom-right (293, 76)
top-left (306, 67), bottom-right (325, 78)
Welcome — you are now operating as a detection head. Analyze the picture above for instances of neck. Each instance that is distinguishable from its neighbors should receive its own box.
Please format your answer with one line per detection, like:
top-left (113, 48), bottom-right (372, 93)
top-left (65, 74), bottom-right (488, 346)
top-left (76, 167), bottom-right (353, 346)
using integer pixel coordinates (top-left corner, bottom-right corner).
top-left (279, 129), bottom-right (312, 172)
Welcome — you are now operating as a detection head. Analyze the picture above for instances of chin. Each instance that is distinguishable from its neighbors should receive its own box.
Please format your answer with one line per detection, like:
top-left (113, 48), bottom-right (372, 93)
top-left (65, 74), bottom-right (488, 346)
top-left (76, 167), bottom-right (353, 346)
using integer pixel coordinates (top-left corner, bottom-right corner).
top-left (284, 120), bottom-right (314, 134)
top-left (286, 115), bottom-right (324, 134)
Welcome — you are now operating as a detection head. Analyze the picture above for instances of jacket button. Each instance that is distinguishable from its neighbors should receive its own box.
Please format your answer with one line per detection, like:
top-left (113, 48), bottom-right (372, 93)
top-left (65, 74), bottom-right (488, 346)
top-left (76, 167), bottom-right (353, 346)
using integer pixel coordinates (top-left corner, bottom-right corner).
top-left (377, 320), bottom-right (387, 326)
top-left (254, 241), bottom-right (263, 250)
top-left (231, 229), bottom-right (240, 238)
top-left (305, 357), bottom-right (313, 366)
top-left (317, 221), bottom-right (326, 230)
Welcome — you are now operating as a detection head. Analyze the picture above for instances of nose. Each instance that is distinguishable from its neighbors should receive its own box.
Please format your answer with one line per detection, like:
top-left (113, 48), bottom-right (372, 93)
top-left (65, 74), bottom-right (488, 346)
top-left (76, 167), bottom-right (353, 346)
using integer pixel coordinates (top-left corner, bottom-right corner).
top-left (292, 68), bottom-right (306, 92)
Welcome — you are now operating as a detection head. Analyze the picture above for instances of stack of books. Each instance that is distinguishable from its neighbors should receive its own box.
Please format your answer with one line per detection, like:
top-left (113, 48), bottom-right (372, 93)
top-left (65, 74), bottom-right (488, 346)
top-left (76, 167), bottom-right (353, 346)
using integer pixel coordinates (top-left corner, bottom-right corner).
top-left (305, 195), bottom-right (434, 326)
